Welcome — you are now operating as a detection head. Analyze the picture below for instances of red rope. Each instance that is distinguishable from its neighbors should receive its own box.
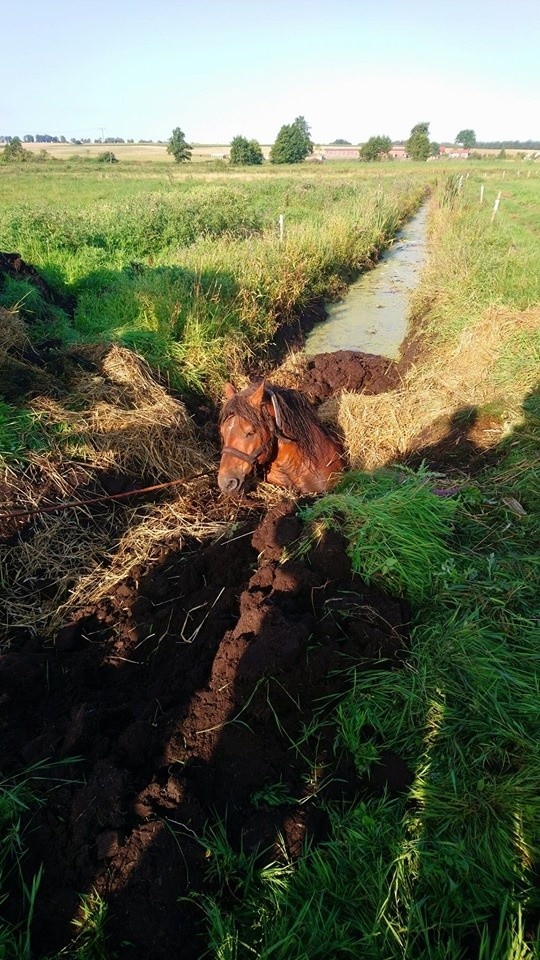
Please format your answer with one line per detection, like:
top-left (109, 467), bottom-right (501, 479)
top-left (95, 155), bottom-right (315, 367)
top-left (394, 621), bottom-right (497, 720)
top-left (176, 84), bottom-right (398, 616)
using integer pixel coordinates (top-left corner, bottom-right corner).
top-left (1, 475), bottom-right (210, 520)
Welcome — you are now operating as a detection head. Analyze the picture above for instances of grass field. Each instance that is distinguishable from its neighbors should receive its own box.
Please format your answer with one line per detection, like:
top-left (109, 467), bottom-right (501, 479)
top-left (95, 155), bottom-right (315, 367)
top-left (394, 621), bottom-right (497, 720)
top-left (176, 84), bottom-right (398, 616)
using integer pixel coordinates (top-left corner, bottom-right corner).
top-left (0, 158), bottom-right (539, 959)
top-left (0, 160), bottom-right (429, 398)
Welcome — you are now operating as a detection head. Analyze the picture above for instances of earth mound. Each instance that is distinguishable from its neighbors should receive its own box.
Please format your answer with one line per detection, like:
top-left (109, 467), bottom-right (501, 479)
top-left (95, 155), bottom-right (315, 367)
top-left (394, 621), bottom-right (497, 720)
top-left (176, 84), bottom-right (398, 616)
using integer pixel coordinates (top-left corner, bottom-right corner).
top-left (2, 502), bottom-right (410, 959)
top-left (281, 350), bottom-right (399, 403)
top-left (0, 250), bottom-right (75, 316)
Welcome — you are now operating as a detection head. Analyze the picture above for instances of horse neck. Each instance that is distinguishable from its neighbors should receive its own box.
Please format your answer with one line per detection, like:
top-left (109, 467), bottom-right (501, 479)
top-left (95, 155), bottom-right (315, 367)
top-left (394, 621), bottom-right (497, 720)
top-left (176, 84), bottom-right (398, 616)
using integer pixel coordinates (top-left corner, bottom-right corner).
top-left (270, 424), bottom-right (341, 489)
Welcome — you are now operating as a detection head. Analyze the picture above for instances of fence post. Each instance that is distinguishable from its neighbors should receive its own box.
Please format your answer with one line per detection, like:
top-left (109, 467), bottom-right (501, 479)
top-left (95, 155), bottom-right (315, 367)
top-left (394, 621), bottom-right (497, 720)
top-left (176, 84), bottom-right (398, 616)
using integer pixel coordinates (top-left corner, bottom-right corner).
top-left (279, 214), bottom-right (284, 243)
top-left (480, 184), bottom-right (484, 204)
top-left (491, 191), bottom-right (502, 222)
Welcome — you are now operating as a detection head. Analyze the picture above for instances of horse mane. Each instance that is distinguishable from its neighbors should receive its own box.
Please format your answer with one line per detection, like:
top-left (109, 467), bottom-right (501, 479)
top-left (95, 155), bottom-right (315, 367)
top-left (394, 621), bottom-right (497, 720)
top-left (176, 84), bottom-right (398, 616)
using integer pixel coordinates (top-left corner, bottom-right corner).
top-left (220, 381), bottom-right (339, 467)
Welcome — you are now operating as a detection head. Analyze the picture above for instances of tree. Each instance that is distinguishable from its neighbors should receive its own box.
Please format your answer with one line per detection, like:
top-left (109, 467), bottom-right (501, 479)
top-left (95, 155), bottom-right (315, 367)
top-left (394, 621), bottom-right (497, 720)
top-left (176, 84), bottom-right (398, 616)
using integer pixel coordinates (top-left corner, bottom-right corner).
top-left (331, 138), bottom-right (352, 145)
top-left (1, 137), bottom-right (30, 162)
top-left (406, 122), bottom-right (431, 161)
top-left (455, 129), bottom-right (476, 148)
top-left (229, 135), bottom-right (264, 165)
top-left (167, 127), bottom-right (192, 163)
top-left (430, 141), bottom-right (440, 157)
top-left (23, 134), bottom-right (34, 143)
top-left (270, 115), bottom-right (313, 164)
top-left (360, 135), bottom-right (392, 161)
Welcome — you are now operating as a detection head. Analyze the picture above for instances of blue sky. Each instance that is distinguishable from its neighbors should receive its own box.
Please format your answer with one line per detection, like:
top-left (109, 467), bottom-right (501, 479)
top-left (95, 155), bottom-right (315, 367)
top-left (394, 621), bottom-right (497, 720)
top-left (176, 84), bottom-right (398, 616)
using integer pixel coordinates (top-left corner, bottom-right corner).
top-left (2, 0), bottom-right (539, 144)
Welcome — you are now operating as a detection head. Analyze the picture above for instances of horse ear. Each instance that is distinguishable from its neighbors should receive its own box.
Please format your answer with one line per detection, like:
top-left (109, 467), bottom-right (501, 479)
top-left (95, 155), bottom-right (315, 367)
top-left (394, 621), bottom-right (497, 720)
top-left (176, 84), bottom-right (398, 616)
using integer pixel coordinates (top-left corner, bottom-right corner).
top-left (248, 380), bottom-right (266, 409)
top-left (224, 382), bottom-right (236, 401)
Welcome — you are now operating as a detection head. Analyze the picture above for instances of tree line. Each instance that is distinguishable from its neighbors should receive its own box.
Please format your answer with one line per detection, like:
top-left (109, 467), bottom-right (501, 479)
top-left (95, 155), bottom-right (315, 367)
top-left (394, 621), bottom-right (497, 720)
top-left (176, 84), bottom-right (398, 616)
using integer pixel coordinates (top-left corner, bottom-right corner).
top-left (167, 120), bottom-right (443, 165)
top-left (4, 123), bottom-right (539, 165)
top-left (0, 134), bottom-right (166, 145)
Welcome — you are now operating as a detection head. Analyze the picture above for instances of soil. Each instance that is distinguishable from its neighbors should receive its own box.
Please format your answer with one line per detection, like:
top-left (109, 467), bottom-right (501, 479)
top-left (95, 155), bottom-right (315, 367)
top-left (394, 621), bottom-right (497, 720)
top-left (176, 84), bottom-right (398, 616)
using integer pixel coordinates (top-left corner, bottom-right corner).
top-left (292, 349), bottom-right (399, 402)
top-left (1, 503), bottom-right (411, 959)
top-left (0, 251), bottom-right (75, 317)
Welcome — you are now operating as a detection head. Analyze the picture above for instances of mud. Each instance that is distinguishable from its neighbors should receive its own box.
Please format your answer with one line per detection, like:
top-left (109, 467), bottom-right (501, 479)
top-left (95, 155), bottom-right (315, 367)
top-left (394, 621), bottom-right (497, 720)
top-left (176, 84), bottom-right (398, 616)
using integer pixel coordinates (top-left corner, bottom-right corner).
top-left (292, 349), bottom-right (399, 402)
top-left (1, 503), bottom-right (410, 959)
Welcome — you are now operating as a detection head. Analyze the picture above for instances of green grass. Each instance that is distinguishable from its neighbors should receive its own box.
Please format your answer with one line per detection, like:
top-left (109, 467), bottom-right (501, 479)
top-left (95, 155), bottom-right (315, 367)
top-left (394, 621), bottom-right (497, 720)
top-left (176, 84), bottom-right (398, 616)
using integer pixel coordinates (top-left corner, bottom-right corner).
top-left (0, 164), bottom-right (427, 400)
top-left (0, 761), bottom-right (80, 960)
top-left (298, 466), bottom-right (459, 603)
top-left (0, 400), bottom-right (51, 461)
top-left (200, 173), bottom-right (540, 959)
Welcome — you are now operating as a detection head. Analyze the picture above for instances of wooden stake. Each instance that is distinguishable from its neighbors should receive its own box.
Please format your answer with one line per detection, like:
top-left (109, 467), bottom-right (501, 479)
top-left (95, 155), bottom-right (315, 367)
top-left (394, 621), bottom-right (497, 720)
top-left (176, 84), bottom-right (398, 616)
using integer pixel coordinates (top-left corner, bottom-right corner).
top-left (279, 214), bottom-right (284, 243)
top-left (480, 184), bottom-right (485, 204)
top-left (491, 191), bottom-right (502, 222)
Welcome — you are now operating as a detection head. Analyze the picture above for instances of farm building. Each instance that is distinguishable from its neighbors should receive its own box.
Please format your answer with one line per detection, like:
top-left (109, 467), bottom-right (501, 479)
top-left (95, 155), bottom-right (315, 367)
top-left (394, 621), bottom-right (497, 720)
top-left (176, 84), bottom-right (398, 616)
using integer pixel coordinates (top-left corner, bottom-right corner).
top-left (321, 146), bottom-right (361, 160)
top-left (439, 145), bottom-right (470, 158)
top-left (389, 146), bottom-right (409, 159)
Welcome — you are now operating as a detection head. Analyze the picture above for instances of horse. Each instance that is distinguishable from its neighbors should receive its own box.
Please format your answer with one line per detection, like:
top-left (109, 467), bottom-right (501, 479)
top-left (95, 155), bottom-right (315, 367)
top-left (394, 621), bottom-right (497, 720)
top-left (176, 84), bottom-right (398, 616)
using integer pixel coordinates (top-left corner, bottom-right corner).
top-left (218, 380), bottom-right (345, 495)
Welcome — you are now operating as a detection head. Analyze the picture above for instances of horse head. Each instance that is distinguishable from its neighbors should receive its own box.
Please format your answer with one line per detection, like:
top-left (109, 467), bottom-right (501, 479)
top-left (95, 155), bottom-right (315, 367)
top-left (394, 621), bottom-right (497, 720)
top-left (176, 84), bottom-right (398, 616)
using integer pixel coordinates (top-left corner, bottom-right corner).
top-left (218, 380), bottom-right (345, 496)
top-left (218, 381), bottom-right (277, 495)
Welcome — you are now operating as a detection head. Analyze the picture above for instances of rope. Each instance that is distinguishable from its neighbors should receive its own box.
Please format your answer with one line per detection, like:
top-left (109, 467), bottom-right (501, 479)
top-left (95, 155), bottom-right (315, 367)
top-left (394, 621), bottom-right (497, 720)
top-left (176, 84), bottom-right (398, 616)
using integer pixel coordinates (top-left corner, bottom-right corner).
top-left (1, 473), bottom-right (212, 521)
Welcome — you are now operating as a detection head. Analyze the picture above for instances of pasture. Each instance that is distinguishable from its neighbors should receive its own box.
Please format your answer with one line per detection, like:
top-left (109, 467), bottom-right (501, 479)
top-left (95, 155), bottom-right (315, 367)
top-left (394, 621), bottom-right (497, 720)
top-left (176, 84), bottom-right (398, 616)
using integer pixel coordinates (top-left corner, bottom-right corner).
top-left (0, 157), bottom-right (539, 959)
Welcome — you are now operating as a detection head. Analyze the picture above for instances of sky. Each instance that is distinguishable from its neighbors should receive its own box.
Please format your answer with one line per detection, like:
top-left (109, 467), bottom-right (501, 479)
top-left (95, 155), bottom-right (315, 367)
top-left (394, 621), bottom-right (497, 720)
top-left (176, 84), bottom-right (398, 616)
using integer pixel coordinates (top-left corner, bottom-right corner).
top-left (2, 0), bottom-right (539, 145)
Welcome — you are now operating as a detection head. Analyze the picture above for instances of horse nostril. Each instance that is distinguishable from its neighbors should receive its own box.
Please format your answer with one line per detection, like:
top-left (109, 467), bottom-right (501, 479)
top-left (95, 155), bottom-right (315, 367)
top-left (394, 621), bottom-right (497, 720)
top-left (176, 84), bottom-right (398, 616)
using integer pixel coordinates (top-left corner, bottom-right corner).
top-left (219, 475), bottom-right (241, 494)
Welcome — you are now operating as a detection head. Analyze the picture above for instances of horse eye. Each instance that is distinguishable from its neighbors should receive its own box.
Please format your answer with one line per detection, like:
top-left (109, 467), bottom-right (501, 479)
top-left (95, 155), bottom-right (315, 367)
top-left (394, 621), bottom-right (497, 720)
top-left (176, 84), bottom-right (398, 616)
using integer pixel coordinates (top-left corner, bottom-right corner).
top-left (245, 430), bottom-right (255, 438)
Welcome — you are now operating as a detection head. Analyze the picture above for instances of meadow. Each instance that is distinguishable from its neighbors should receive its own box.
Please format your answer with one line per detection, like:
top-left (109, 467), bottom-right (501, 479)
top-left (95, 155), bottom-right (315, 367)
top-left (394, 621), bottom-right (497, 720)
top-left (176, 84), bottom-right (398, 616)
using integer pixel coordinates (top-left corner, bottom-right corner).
top-left (0, 160), bottom-right (428, 397)
top-left (0, 156), bottom-right (539, 959)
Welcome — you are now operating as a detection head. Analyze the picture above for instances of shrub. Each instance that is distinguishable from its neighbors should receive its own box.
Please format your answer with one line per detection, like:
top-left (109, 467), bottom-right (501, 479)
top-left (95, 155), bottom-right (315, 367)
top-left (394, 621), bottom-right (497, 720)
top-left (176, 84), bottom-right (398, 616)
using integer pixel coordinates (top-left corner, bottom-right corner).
top-left (1, 137), bottom-right (30, 163)
top-left (97, 151), bottom-right (118, 163)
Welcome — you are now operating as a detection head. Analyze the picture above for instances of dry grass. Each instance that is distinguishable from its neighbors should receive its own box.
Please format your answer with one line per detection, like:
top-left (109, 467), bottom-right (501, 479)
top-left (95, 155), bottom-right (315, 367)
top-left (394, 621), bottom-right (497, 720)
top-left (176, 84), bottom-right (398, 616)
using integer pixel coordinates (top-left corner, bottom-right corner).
top-left (320, 307), bottom-right (540, 469)
top-left (0, 472), bottom-right (287, 641)
top-left (33, 344), bottom-right (212, 479)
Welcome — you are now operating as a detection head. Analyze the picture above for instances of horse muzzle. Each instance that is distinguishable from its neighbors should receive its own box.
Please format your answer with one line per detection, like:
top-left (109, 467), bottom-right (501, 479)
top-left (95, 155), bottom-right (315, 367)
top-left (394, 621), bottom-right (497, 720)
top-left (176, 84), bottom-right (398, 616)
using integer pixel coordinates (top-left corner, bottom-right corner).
top-left (218, 473), bottom-right (244, 495)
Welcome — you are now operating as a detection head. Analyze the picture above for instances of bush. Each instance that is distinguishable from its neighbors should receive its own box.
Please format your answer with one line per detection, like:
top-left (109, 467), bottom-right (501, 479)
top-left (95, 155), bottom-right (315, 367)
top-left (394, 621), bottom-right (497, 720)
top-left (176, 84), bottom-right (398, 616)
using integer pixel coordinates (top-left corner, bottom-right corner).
top-left (97, 151), bottom-right (118, 163)
top-left (1, 137), bottom-right (31, 163)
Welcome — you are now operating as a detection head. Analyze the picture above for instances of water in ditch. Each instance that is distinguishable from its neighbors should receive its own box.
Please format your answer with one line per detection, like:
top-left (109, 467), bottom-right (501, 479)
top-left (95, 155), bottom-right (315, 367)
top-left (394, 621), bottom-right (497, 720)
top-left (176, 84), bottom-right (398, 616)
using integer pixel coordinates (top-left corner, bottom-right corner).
top-left (305, 202), bottom-right (429, 359)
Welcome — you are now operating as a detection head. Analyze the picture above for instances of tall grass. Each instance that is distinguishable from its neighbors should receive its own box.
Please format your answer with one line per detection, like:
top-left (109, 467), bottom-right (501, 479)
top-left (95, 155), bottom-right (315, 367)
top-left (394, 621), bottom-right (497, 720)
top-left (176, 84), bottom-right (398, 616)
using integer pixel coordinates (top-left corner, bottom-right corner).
top-left (0, 168), bottom-right (426, 395)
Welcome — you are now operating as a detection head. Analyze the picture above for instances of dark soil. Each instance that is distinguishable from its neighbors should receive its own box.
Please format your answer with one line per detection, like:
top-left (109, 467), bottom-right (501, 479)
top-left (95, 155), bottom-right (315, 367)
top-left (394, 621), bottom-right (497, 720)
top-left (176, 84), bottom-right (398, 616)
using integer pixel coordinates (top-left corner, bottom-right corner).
top-left (1, 502), bottom-right (410, 959)
top-left (293, 349), bottom-right (399, 402)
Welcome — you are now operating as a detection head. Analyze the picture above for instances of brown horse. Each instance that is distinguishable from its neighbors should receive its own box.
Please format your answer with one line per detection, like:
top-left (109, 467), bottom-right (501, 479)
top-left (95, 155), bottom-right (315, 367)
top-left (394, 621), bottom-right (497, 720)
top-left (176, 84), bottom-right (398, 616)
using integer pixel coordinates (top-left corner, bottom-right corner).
top-left (218, 380), bottom-right (344, 495)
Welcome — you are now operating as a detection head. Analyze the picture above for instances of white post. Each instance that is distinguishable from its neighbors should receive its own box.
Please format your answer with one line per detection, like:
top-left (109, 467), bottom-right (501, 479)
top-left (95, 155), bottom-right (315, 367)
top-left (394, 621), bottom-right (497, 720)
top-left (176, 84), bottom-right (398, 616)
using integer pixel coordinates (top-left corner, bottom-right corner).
top-left (503, 169), bottom-right (506, 179)
top-left (491, 191), bottom-right (502, 222)
top-left (480, 184), bottom-right (484, 204)
top-left (279, 214), bottom-right (284, 243)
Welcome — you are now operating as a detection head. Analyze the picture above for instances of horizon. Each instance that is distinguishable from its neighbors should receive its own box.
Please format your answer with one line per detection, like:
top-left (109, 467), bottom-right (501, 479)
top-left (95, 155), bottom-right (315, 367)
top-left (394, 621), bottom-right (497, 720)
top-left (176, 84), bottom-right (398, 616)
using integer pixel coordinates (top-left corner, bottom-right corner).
top-left (2, 0), bottom-right (539, 145)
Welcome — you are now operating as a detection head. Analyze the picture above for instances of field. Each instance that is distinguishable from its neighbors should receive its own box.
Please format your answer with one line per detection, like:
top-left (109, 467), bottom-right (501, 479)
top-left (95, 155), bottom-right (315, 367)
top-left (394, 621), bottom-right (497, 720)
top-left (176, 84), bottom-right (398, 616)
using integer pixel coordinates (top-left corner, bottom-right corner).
top-left (0, 157), bottom-right (539, 960)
